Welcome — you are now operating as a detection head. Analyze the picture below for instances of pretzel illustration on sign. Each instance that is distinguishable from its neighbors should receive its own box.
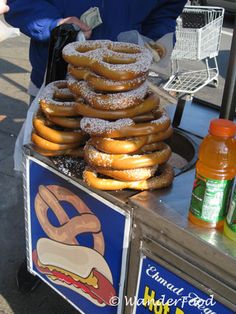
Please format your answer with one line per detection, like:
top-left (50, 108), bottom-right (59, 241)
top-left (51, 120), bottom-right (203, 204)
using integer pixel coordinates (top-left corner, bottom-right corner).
top-left (34, 185), bottom-right (105, 255)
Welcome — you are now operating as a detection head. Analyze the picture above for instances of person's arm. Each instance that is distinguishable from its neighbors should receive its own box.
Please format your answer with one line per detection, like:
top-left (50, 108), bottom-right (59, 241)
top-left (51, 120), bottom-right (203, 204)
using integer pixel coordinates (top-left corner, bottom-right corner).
top-left (5, 0), bottom-right (91, 42)
top-left (5, 0), bottom-right (62, 41)
top-left (142, 0), bottom-right (187, 40)
top-left (0, 0), bottom-right (9, 14)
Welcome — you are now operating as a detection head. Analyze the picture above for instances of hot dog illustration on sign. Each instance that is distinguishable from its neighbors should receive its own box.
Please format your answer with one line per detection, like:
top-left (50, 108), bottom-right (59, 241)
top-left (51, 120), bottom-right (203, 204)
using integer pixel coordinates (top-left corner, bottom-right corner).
top-left (33, 184), bottom-right (116, 306)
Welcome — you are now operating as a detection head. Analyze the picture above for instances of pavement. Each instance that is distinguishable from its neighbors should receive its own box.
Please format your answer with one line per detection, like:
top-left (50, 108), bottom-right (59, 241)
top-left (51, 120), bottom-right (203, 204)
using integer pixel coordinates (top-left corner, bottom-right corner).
top-left (0, 15), bottom-right (234, 314)
top-left (0, 20), bottom-right (78, 314)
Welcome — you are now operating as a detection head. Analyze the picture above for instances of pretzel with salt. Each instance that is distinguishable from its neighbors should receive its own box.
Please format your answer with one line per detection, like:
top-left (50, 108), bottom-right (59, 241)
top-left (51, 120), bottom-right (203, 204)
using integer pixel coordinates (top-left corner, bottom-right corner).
top-left (80, 109), bottom-right (171, 138)
top-left (68, 64), bottom-right (147, 92)
top-left (62, 40), bottom-right (153, 81)
top-left (83, 164), bottom-right (174, 191)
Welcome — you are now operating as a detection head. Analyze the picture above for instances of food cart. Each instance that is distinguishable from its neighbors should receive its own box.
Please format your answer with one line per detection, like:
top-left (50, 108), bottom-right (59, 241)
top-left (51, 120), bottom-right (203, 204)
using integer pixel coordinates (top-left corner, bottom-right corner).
top-left (20, 9), bottom-right (236, 314)
top-left (22, 97), bottom-right (236, 314)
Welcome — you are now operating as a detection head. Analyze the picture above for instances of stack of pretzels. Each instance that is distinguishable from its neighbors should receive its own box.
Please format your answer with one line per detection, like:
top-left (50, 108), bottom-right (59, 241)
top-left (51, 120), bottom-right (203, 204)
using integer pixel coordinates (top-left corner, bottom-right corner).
top-left (32, 40), bottom-right (175, 191)
top-left (80, 114), bottom-right (174, 190)
top-left (64, 40), bottom-right (174, 190)
top-left (31, 81), bottom-right (86, 157)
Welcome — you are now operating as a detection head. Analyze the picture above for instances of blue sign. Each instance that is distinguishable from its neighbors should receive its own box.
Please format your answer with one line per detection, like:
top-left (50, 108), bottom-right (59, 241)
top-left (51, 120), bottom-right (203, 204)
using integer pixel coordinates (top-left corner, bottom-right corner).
top-left (26, 157), bottom-right (130, 314)
top-left (134, 256), bottom-right (234, 314)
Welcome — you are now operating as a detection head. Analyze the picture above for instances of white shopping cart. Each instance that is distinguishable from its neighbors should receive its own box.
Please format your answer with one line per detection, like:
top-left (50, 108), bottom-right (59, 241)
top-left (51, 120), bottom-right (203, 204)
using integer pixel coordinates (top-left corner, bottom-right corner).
top-left (163, 5), bottom-right (225, 126)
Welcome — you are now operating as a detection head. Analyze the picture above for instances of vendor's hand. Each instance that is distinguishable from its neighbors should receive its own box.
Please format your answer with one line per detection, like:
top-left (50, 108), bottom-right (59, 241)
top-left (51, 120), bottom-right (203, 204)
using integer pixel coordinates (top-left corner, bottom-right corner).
top-left (58, 16), bottom-right (92, 39)
top-left (0, 0), bottom-right (9, 14)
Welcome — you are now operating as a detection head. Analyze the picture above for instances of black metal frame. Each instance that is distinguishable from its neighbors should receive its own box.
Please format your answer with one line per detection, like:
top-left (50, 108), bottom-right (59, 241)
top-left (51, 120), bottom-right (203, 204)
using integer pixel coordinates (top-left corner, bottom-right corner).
top-left (220, 18), bottom-right (236, 120)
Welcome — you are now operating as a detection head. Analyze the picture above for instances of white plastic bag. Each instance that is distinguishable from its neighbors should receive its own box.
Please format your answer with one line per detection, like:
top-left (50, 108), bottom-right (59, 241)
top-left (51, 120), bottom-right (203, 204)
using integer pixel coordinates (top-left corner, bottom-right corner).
top-left (0, 20), bottom-right (20, 42)
top-left (13, 84), bottom-right (45, 172)
top-left (117, 30), bottom-right (174, 68)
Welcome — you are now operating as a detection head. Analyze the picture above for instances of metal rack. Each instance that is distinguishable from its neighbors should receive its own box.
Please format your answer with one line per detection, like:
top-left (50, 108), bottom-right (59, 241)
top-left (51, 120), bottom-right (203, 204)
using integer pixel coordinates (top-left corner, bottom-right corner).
top-left (164, 6), bottom-right (225, 95)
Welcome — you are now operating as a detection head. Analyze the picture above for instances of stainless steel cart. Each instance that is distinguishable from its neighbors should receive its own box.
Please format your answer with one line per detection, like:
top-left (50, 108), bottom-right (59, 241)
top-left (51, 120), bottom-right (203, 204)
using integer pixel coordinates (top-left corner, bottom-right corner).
top-left (22, 123), bottom-right (236, 314)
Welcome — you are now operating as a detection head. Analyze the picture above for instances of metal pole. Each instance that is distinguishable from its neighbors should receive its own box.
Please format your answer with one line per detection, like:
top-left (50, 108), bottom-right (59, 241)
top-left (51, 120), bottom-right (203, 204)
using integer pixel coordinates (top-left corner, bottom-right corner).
top-left (219, 17), bottom-right (236, 120)
top-left (172, 95), bottom-right (187, 127)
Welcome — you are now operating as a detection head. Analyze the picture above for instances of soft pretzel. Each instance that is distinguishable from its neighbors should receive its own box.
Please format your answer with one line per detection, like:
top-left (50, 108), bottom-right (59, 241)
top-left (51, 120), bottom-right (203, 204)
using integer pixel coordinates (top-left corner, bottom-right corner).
top-left (68, 64), bottom-right (147, 92)
top-left (33, 115), bottom-right (84, 144)
top-left (75, 93), bottom-right (159, 120)
top-left (39, 80), bottom-right (81, 117)
top-left (144, 42), bottom-right (166, 61)
top-left (135, 142), bottom-right (167, 154)
top-left (62, 40), bottom-right (153, 81)
top-left (83, 164), bottom-right (174, 191)
top-left (31, 132), bottom-right (82, 151)
top-left (46, 116), bottom-right (82, 129)
top-left (90, 126), bottom-right (173, 154)
top-left (80, 109), bottom-right (171, 138)
top-left (93, 165), bottom-right (158, 181)
top-left (68, 77), bottom-right (148, 110)
top-left (84, 142), bottom-right (171, 170)
top-left (132, 112), bottom-right (157, 123)
top-left (31, 144), bottom-right (84, 158)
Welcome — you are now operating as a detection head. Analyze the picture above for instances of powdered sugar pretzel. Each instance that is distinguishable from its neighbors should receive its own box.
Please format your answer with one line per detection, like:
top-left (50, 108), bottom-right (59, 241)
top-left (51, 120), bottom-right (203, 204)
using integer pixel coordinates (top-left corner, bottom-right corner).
top-left (80, 109), bottom-right (171, 138)
top-left (68, 64), bottom-right (147, 92)
top-left (83, 164), bottom-right (174, 191)
top-left (35, 185), bottom-right (105, 255)
top-left (68, 77), bottom-right (148, 110)
top-left (62, 40), bottom-right (153, 81)
top-left (84, 142), bottom-right (171, 170)
top-left (39, 80), bottom-right (81, 117)
top-left (90, 126), bottom-right (173, 154)
top-left (75, 93), bottom-right (160, 120)
top-left (33, 115), bottom-right (84, 144)
top-left (93, 165), bottom-right (158, 181)
top-left (39, 80), bottom-right (74, 100)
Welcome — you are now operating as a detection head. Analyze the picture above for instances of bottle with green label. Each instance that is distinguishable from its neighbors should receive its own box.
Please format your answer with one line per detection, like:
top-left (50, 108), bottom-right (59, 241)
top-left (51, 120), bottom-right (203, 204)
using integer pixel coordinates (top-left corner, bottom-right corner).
top-left (224, 187), bottom-right (236, 241)
top-left (189, 119), bottom-right (236, 229)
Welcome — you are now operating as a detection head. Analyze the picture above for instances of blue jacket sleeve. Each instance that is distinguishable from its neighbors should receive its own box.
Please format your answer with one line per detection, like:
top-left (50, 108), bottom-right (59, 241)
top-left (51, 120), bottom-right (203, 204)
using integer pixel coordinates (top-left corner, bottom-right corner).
top-left (4, 0), bottom-right (62, 42)
top-left (142, 0), bottom-right (187, 40)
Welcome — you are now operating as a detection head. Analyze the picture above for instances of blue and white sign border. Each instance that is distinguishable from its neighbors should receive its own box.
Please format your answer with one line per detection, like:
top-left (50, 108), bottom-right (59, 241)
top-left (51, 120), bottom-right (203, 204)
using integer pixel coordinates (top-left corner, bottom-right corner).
top-left (24, 156), bottom-right (131, 314)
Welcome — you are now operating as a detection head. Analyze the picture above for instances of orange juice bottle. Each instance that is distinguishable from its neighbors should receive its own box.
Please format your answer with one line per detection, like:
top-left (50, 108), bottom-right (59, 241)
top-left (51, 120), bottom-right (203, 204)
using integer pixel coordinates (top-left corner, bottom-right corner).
top-left (189, 119), bottom-right (236, 229)
top-left (224, 187), bottom-right (236, 241)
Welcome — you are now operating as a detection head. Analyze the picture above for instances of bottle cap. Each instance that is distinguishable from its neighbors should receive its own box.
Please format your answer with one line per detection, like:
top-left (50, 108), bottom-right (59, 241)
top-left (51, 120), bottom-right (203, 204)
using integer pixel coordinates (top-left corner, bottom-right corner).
top-left (209, 119), bottom-right (236, 137)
